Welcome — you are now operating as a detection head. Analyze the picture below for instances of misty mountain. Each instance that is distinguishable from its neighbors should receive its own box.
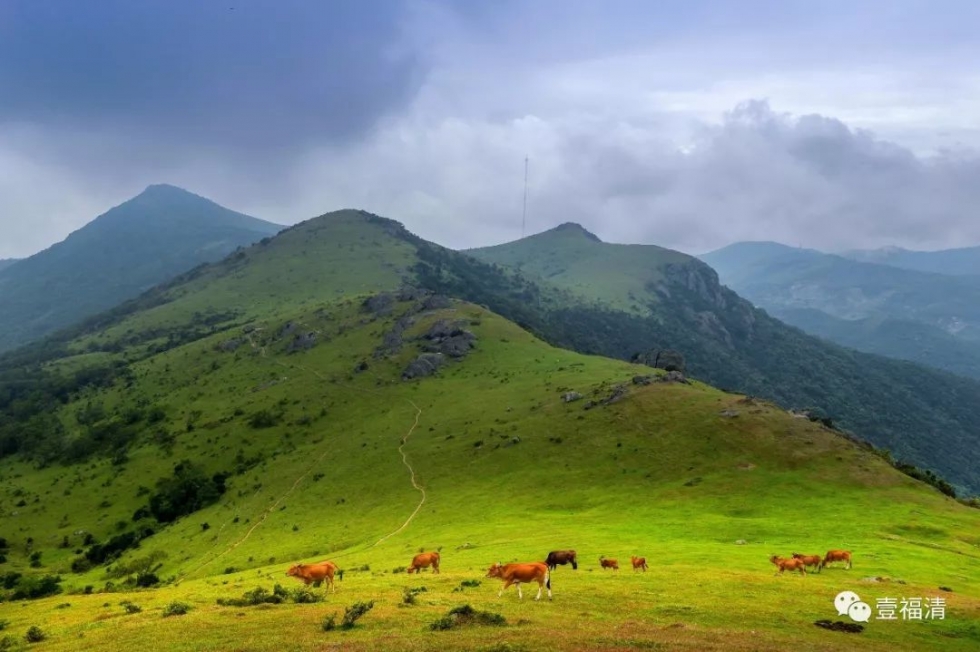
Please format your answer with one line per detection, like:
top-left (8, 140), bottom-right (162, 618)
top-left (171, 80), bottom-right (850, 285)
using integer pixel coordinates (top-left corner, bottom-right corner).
top-left (699, 241), bottom-right (980, 379)
top-left (0, 259), bottom-right (19, 272)
top-left (0, 184), bottom-right (281, 352)
top-left (844, 245), bottom-right (980, 276)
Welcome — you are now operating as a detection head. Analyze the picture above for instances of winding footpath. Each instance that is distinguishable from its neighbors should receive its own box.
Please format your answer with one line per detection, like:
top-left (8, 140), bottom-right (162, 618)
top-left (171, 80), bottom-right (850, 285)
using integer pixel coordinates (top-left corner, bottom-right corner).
top-left (180, 332), bottom-right (426, 581)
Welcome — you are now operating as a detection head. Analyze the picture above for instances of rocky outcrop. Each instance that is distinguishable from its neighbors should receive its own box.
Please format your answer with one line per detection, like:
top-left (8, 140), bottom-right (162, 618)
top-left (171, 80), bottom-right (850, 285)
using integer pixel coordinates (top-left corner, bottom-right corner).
top-left (422, 294), bottom-right (452, 311)
top-left (420, 319), bottom-right (476, 358)
top-left (402, 352), bottom-right (446, 379)
top-left (216, 337), bottom-right (244, 352)
top-left (584, 384), bottom-right (629, 409)
top-left (362, 292), bottom-right (395, 315)
top-left (287, 331), bottom-right (317, 352)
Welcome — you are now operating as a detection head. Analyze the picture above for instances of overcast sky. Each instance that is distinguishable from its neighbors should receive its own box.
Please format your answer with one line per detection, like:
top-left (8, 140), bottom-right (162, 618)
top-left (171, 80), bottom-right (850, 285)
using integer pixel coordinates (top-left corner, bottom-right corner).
top-left (2, 0), bottom-right (980, 260)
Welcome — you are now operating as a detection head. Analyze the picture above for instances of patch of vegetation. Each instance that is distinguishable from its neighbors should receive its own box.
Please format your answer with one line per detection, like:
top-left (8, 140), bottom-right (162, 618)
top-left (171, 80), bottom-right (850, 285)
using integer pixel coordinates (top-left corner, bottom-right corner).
top-left (145, 460), bottom-right (228, 523)
top-left (325, 601), bottom-right (374, 631)
top-left (161, 601), bottom-right (191, 617)
top-left (1, 574), bottom-right (63, 601)
top-left (216, 584), bottom-right (323, 607)
top-left (402, 586), bottom-right (427, 604)
top-left (25, 626), bottom-right (45, 643)
top-left (430, 604), bottom-right (507, 631)
top-left (453, 579), bottom-right (481, 592)
top-left (76, 526), bottom-right (156, 569)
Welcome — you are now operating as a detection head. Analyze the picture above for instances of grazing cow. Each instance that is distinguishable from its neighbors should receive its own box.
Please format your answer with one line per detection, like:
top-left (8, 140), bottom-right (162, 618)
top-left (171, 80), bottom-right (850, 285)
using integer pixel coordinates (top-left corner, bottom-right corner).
top-left (407, 551), bottom-right (441, 574)
top-left (486, 562), bottom-right (552, 601)
top-left (286, 560), bottom-right (339, 592)
top-left (769, 555), bottom-right (806, 576)
top-left (630, 556), bottom-right (648, 572)
top-left (820, 549), bottom-right (852, 570)
top-left (545, 549), bottom-right (578, 571)
top-left (599, 556), bottom-right (619, 570)
top-left (792, 553), bottom-right (822, 573)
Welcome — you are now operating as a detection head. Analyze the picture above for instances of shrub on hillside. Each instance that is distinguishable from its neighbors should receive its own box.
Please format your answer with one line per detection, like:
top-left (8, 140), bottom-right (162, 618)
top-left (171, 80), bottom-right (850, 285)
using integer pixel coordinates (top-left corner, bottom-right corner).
top-left (5, 574), bottom-right (63, 601)
top-left (402, 586), bottom-right (427, 605)
top-left (430, 604), bottom-right (506, 631)
top-left (321, 602), bottom-right (376, 632)
top-left (161, 601), bottom-right (191, 617)
top-left (247, 409), bottom-right (280, 429)
top-left (25, 626), bottom-right (45, 643)
top-left (82, 527), bottom-right (156, 566)
top-left (216, 584), bottom-right (323, 607)
top-left (146, 460), bottom-right (228, 523)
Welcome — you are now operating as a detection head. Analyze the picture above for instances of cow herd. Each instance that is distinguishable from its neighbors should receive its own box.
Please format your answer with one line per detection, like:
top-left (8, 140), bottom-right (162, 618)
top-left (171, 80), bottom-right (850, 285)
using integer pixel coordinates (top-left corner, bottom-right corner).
top-left (286, 548), bottom-right (652, 602)
top-left (769, 550), bottom-right (853, 576)
top-left (284, 547), bottom-right (852, 603)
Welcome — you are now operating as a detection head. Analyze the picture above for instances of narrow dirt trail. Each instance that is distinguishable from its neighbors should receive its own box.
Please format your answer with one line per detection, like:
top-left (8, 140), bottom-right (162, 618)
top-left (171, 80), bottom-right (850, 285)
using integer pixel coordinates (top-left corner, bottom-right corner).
top-left (180, 333), bottom-right (427, 580)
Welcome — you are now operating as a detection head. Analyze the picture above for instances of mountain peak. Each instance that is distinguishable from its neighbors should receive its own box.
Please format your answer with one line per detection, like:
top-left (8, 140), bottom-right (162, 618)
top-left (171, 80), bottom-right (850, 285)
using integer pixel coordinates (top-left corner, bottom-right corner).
top-left (547, 222), bottom-right (602, 242)
top-left (136, 183), bottom-right (206, 201)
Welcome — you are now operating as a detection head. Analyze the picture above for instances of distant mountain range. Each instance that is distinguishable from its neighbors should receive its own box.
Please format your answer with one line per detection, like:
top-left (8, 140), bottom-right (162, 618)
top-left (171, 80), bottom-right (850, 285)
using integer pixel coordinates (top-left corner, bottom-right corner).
top-left (844, 244), bottom-right (980, 276)
top-left (700, 241), bottom-right (980, 380)
top-left (0, 184), bottom-right (281, 352)
top-left (0, 259), bottom-right (19, 272)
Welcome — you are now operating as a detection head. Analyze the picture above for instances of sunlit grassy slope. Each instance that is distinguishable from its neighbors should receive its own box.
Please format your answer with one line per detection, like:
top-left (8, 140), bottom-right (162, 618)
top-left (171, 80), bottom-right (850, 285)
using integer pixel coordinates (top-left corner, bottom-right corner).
top-left (2, 295), bottom-right (979, 651)
top-left (467, 222), bottom-right (693, 314)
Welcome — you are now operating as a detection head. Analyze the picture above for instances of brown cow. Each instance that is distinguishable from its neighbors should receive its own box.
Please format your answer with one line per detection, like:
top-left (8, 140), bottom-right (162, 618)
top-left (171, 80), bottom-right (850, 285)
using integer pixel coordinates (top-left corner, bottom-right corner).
top-left (407, 551), bottom-right (441, 574)
top-left (599, 556), bottom-right (619, 570)
top-left (792, 553), bottom-right (822, 573)
top-left (630, 556), bottom-right (648, 572)
top-left (770, 555), bottom-right (806, 576)
top-left (820, 549), bottom-right (852, 570)
top-left (486, 561), bottom-right (552, 601)
top-left (545, 549), bottom-right (578, 570)
top-left (286, 560), bottom-right (339, 592)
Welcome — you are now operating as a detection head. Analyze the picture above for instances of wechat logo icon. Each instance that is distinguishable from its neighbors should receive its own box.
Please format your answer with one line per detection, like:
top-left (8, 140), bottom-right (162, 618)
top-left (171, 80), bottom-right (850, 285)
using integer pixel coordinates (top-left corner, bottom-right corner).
top-left (835, 591), bottom-right (872, 623)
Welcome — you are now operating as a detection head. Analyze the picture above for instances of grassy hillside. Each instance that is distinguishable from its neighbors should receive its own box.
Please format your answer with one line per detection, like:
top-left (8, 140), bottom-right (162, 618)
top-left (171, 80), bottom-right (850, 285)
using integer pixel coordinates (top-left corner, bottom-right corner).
top-left (8, 211), bottom-right (980, 496)
top-left (467, 223), bottom-right (692, 314)
top-left (467, 226), bottom-right (980, 495)
top-left (0, 184), bottom-right (282, 353)
top-left (1, 295), bottom-right (978, 652)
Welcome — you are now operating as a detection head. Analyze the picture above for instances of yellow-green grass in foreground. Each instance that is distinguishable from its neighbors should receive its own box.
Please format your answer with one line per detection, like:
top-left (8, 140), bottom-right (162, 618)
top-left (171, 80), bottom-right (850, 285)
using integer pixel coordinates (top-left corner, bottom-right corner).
top-left (2, 300), bottom-right (979, 650)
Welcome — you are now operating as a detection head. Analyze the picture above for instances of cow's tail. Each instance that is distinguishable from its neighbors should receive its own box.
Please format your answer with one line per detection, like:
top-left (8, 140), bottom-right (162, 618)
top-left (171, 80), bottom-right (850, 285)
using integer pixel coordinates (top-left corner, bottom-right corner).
top-left (546, 569), bottom-right (551, 590)
top-left (571, 559), bottom-right (578, 570)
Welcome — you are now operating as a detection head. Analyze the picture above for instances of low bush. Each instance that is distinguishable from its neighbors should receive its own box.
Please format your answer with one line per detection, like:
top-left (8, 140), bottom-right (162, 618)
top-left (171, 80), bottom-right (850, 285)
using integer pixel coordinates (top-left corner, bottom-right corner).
top-left (162, 601), bottom-right (191, 617)
top-left (430, 604), bottom-right (506, 631)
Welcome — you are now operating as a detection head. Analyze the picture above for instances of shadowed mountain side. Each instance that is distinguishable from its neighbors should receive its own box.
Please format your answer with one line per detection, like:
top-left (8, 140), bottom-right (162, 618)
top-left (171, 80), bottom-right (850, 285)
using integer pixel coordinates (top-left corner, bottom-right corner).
top-left (0, 184), bottom-right (282, 352)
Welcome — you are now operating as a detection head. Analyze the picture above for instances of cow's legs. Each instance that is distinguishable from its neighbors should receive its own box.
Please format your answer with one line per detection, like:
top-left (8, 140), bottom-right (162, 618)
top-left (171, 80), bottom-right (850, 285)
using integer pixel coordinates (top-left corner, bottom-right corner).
top-left (535, 582), bottom-right (542, 601)
top-left (516, 582), bottom-right (523, 600)
top-left (498, 579), bottom-right (513, 597)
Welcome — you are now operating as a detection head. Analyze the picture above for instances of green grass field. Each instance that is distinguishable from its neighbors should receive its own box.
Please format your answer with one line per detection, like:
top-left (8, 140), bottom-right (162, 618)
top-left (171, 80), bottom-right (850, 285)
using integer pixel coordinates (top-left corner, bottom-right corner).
top-left (2, 296), bottom-right (979, 651)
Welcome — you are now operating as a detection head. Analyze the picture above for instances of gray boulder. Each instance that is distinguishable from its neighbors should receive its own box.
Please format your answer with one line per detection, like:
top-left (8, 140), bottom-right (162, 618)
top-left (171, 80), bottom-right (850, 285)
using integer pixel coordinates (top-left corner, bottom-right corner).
top-left (402, 353), bottom-right (446, 380)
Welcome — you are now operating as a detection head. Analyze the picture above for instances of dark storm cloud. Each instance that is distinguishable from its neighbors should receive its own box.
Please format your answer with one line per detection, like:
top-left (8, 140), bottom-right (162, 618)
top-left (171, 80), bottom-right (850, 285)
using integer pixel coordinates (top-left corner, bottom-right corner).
top-left (2, 0), bottom-right (980, 259)
top-left (0, 0), bottom-right (425, 151)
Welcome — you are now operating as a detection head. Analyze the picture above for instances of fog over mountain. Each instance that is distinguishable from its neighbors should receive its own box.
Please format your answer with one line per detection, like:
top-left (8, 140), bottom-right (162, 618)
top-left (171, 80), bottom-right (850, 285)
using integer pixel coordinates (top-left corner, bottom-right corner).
top-left (2, 0), bottom-right (980, 259)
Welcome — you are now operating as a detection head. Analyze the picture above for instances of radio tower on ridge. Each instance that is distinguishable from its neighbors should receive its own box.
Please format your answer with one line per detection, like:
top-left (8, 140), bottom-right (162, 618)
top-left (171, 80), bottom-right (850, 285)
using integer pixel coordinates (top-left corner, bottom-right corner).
top-left (522, 155), bottom-right (529, 239)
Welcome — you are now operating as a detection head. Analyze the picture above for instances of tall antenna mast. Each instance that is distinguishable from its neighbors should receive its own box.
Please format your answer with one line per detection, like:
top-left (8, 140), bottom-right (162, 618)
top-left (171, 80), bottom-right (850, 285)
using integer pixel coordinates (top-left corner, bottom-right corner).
top-left (522, 155), bottom-right (529, 238)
